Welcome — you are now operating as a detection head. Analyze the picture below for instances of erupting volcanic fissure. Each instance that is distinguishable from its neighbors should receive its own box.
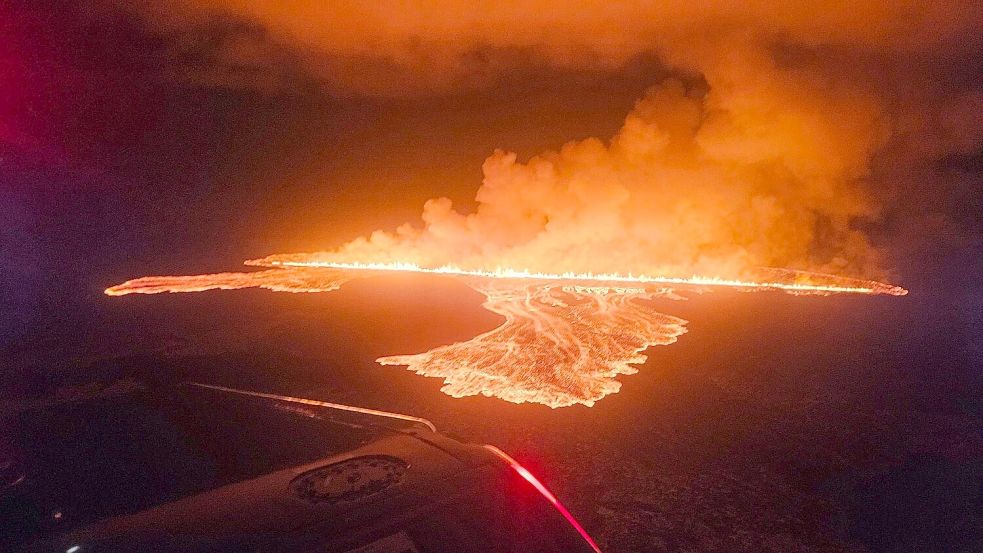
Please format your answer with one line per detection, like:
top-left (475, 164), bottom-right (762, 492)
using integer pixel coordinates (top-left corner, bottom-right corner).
top-left (106, 261), bottom-right (906, 408)
top-left (105, 71), bottom-right (912, 407)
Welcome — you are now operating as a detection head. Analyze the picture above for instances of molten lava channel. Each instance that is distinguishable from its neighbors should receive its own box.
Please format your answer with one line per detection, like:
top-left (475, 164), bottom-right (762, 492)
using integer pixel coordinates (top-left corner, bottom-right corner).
top-left (105, 261), bottom-right (906, 408)
top-left (378, 280), bottom-right (688, 407)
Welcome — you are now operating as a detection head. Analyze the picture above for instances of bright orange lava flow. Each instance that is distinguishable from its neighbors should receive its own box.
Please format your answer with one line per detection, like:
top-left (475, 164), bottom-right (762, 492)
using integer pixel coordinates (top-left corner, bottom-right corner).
top-left (104, 261), bottom-right (906, 408)
top-left (259, 260), bottom-right (909, 296)
top-left (379, 279), bottom-right (688, 407)
top-left (104, 268), bottom-right (351, 296)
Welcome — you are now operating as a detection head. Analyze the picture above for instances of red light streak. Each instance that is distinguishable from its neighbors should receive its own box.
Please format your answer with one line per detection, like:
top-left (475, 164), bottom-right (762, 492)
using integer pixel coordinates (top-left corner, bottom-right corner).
top-left (484, 445), bottom-right (602, 552)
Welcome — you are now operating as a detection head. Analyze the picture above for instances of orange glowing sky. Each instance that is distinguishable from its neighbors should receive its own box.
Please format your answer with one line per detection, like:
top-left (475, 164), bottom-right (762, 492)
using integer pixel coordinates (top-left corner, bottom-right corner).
top-left (96, 0), bottom-right (966, 407)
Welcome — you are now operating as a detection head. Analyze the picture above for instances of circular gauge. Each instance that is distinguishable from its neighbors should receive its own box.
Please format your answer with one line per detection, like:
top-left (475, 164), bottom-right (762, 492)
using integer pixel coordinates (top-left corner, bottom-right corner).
top-left (290, 455), bottom-right (409, 505)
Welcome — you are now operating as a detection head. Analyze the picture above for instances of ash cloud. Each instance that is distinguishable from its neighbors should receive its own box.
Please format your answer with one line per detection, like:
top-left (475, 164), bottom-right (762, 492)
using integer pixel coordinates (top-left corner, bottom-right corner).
top-left (128, 2), bottom-right (979, 96)
top-left (285, 73), bottom-right (886, 277)
top-left (127, 1), bottom-right (982, 279)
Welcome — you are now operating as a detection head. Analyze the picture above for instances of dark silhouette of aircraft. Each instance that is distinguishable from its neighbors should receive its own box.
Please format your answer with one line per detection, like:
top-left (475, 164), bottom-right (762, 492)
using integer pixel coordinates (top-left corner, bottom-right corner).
top-left (3, 381), bottom-right (600, 552)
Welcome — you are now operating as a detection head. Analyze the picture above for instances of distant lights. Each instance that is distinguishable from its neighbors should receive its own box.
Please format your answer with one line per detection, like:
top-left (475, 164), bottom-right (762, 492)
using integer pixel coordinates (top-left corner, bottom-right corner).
top-left (66, 546), bottom-right (81, 553)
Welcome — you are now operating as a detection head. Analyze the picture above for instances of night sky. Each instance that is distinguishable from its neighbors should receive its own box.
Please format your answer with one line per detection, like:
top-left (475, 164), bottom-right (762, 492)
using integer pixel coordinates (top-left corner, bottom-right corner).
top-left (4, 1), bottom-right (981, 360)
top-left (2, 2), bottom-right (685, 342)
top-left (2, 2), bottom-right (983, 551)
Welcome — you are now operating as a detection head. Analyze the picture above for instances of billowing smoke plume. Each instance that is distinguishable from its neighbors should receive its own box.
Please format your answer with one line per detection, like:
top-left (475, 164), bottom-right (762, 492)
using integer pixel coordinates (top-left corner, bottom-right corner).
top-left (127, 1), bottom-right (982, 278)
top-left (263, 65), bottom-right (885, 277)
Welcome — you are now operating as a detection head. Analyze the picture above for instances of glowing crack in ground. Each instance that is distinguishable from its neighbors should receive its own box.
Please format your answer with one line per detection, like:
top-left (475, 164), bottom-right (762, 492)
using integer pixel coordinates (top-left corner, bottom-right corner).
top-left (106, 262), bottom-right (906, 408)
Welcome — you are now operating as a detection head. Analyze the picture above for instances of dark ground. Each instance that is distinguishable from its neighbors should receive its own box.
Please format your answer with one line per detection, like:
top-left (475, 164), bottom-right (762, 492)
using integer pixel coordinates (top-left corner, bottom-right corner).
top-left (4, 266), bottom-right (982, 552)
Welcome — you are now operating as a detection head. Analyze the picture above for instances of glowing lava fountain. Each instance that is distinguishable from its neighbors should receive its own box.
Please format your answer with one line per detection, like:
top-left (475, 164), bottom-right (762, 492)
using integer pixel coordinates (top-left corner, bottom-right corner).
top-left (106, 260), bottom-right (906, 408)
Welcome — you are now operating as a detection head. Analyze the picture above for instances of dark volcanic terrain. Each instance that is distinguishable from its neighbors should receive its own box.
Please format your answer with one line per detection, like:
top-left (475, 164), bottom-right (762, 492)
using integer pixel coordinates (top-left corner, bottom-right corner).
top-left (3, 272), bottom-right (982, 552)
